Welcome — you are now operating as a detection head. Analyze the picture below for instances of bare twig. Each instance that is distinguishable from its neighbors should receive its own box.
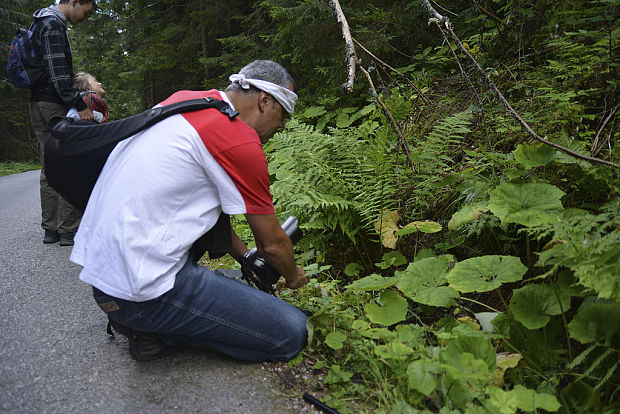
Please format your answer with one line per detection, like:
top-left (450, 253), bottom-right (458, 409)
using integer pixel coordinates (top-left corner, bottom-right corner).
top-left (434, 22), bottom-right (491, 147)
top-left (352, 37), bottom-right (436, 111)
top-left (359, 65), bottom-right (416, 174)
top-left (592, 104), bottom-right (619, 156)
top-left (329, 0), bottom-right (357, 92)
top-left (471, 0), bottom-right (510, 29)
top-left (421, 0), bottom-right (619, 168)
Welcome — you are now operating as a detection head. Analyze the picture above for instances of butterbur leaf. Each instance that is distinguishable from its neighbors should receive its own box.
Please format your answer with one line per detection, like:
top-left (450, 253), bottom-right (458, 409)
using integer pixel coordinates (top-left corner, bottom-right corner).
top-left (396, 255), bottom-right (459, 307)
top-left (568, 301), bottom-right (620, 345)
top-left (375, 250), bottom-right (407, 269)
top-left (336, 112), bottom-right (353, 128)
top-left (303, 106), bottom-right (327, 118)
top-left (365, 290), bottom-right (408, 326)
top-left (415, 248), bottom-right (435, 261)
top-left (446, 255), bottom-right (527, 293)
top-left (488, 385), bottom-right (561, 413)
top-left (375, 210), bottom-right (399, 249)
top-left (488, 183), bottom-right (565, 227)
top-left (407, 359), bottom-right (441, 395)
top-left (509, 284), bottom-right (571, 329)
top-left (346, 273), bottom-right (399, 291)
top-left (325, 331), bottom-right (346, 350)
top-left (443, 336), bottom-right (497, 372)
top-left (448, 204), bottom-right (489, 230)
top-left (324, 364), bottom-right (353, 384)
top-left (513, 142), bottom-right (559, 169)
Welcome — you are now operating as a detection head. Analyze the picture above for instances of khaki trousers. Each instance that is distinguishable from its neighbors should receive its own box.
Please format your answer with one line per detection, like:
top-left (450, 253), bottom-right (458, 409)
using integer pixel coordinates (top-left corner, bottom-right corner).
top-left (30, 101), bottom-right (82, 233)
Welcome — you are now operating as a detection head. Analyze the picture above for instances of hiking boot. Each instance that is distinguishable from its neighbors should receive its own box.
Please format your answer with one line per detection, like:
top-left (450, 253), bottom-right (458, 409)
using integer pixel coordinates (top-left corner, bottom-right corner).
top-left (107, 318), bottom-right (176, 362)
top-left (59, 232), bottom-right (75, 246)
top-left (43, 229), bottom-right (60, 244)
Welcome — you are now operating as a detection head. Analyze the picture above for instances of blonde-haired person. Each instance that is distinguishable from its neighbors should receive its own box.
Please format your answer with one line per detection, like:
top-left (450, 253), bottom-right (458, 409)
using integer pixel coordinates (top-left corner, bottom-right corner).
top-left (66, 72), bottom-right (109, 123)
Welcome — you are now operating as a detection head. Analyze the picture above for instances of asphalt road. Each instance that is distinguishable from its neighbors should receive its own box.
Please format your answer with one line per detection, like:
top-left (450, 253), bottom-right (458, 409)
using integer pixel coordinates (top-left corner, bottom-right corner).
top-left (0, 170), bottom-right (296, 414)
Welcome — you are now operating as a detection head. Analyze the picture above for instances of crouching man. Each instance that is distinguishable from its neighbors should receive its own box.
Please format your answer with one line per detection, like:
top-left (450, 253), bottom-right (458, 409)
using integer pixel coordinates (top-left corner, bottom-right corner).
top-left (70, 60), bottom-right (309, 361)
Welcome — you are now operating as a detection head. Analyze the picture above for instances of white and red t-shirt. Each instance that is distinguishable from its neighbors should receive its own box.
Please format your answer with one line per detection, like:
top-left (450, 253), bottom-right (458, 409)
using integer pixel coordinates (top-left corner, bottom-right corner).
top-left (70, 90), bottom-right (274, 301)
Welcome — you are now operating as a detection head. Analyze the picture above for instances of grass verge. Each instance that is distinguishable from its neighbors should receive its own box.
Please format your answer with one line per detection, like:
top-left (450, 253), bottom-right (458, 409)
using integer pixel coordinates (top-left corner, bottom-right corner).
top-left (0, 161), bottom-right (40, 177)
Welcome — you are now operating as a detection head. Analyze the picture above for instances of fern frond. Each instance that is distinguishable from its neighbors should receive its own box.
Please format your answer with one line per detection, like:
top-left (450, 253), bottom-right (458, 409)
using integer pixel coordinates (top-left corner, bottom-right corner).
top-left (579, 348), bottom-right (614, 380)
top-left (569, 344), bottom-right (600, 369)
top-left (594, 359), bottom-right (619, 391)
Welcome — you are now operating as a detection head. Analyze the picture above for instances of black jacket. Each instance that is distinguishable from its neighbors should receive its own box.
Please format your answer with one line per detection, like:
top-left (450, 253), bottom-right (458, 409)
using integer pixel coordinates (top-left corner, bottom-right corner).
top-left (29, 6), bottom-right (86, 111)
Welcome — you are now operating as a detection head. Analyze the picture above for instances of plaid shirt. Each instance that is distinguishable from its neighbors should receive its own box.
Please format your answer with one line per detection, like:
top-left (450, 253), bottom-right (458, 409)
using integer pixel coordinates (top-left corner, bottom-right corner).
top-left (30, 8), bottom-right (86, 111)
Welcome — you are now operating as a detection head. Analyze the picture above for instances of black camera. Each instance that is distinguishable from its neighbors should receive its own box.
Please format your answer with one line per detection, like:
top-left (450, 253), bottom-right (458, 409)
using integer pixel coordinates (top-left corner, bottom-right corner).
top-left (241, 216), bottom-right (303, 293)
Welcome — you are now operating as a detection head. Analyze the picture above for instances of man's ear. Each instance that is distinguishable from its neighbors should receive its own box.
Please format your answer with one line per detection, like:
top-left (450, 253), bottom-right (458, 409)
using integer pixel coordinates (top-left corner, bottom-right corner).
top-left (257, 91), bottom-right (271, 114)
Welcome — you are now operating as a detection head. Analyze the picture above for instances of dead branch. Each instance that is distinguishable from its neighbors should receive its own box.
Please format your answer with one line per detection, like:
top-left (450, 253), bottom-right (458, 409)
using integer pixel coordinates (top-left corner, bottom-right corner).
top-left (471, 0), bottom-right (510, 29)
top-left (592, 104), bottom-right (619, 156)
top-left (421, 0), bottom-right (619, 168)
top-left (351, 37), bottom-right (436, 112)
top-left (329, 0), bottom-right (357, 92)
top-left (359, 65), bottom-right (416, 174)
top-left (435, 22), bottom-right (491, 147)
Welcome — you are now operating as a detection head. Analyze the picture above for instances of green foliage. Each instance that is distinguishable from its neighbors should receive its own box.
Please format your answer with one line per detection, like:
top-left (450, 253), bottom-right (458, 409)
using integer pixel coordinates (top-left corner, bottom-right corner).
top-left (488, 183), bottom-right (565, 227)
top-left (270, 1), bottom-right (619, 412)
top-left (0, 161), bottom-right (40, 177)
top-left (446, 255), bottom-right (527, 293)
top-left (266, 114), bottom-right (399, 265)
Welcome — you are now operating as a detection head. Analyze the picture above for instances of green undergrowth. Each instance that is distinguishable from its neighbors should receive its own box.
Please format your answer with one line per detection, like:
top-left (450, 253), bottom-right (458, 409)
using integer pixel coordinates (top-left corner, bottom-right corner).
top-left (0, 161), bottom-right (40, 177)
top-left (260, 3), bottom-right (619, 410)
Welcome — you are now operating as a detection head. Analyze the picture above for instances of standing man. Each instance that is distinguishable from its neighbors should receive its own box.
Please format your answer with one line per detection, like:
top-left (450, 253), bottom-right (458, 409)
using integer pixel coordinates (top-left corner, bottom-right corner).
top-left (30, 0), bottom-right (97, 246)
top-left (71, 60), bottom-right (310, 362)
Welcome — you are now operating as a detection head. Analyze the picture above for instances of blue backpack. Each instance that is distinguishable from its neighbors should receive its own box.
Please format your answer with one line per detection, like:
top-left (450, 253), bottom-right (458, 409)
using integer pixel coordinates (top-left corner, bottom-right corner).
top-left (7, 25), bottom-right (46, 89)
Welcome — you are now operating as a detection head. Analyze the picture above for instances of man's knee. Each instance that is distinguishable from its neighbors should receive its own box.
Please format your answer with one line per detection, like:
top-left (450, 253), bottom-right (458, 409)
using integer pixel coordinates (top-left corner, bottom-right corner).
top-left (278, 308), bottom-right (308, 361)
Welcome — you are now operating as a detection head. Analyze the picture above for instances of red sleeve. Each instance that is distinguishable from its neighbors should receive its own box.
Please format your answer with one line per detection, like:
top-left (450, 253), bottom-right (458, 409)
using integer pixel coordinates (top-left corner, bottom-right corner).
top-left (216, 142), bottom-right (274, 215)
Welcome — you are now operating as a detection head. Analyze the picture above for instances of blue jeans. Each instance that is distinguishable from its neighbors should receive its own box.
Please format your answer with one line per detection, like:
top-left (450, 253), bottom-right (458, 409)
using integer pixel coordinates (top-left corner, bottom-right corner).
top-left (92, 260), bottom-right (308, 362)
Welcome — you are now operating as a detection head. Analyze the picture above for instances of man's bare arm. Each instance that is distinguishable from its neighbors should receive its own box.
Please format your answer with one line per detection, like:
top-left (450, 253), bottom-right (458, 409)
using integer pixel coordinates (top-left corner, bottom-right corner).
top-left (245, 213), bottom-right (308, 289)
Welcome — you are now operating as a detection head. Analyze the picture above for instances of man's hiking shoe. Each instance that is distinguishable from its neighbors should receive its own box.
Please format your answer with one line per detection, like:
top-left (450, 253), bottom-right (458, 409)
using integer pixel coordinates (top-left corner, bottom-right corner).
top-left (59, 232), bottom-right (75, 246)
top-left (107, 318), bottom-right (176, 362)
top-left (43, 229), bottom-right (60, 244)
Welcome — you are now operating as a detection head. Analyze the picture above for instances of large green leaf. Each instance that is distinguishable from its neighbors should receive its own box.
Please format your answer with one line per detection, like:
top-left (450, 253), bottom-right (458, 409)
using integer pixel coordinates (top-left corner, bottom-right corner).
top-left (513, 142), bottom-right (559, 169)
top-left (303, 106), bottom-right (327, 118)
top-left (509, 284), bottom-right (572, 329)
top-left (448, 204), bottom-right (489, 230)
top-left (325, 331), bottom-right (347, 350)
top-left (568, 300), bottom-right (620, 345)
top-left (406, 359), bottom-right (441, 396)
top-left (443, 336), bottom-right (497, 372)
top-left (446, 255), bottom-right (527, 293)
top-left (346, 273), bottom-right (399, 291)
top-left (396, 255), bottom-right (459, 307)
top-left (365, 290), bottom-right (408, 326)
top-left (487, 385), bottom-right (561, 413)
top-left (488, 183), bottom-right (565, 227)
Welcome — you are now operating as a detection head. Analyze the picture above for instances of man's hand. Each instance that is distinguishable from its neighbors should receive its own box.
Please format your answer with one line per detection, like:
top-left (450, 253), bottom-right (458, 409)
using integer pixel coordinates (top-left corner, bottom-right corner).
top-left (78, 108), bottom-right (94, 121)
top-left (285, 265), bottom-right (309, 289)
top-left (246, 213), bottom-right (303, 287)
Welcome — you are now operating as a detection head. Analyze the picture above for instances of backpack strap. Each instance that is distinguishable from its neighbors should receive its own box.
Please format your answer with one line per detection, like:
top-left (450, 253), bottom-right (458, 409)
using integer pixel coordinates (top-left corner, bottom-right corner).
top-left (44, 97), bottom-right (240, 210)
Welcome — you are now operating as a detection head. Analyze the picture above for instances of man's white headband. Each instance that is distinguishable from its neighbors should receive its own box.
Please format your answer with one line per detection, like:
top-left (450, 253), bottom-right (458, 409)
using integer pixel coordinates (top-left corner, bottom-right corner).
top-left (229, 73), bottom-right (297, 114)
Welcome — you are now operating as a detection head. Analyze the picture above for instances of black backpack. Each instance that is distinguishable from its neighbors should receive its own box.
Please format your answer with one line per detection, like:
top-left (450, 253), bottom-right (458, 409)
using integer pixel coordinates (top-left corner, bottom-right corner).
top-left (7, 24), bottom-right (46, 89)
top-left (44, 97), bottom-right (238, 210)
